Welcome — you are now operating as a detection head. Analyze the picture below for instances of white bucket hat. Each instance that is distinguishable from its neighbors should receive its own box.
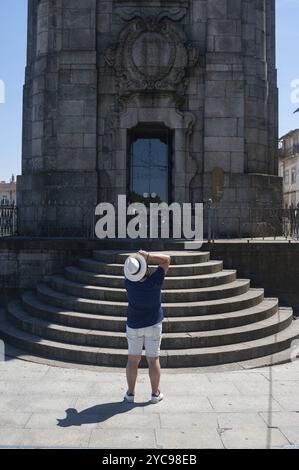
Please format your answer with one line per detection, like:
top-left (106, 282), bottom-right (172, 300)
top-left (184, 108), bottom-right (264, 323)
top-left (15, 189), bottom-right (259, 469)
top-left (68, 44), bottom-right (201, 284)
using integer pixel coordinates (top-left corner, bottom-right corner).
top-left (124, 253), bottom-right (148, 282)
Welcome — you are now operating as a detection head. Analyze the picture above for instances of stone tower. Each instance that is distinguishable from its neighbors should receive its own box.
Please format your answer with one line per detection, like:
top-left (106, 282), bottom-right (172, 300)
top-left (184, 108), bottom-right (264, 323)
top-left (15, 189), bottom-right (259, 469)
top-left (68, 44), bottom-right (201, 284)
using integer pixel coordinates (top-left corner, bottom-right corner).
top-left (18, 0), bottom-right (282, 237)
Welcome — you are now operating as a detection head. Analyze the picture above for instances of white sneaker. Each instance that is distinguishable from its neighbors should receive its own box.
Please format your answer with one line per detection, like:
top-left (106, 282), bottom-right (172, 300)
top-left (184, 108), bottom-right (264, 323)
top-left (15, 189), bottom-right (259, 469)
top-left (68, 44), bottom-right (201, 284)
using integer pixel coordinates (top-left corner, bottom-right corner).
top-left (124, 392), bottom-right (135, 403)
top-left (151, 391), bottom-right (164, 404)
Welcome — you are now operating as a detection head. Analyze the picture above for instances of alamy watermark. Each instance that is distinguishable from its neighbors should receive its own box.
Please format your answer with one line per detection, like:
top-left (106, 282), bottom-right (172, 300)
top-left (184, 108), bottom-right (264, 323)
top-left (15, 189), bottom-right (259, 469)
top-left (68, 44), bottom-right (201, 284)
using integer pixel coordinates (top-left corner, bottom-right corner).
top-left (0, 79), bottom-right (5, 104)
top-left (290, 339), bottom-right (299, 363)
top-left (95, 195), bottom-right (203, 249)
top-left (290, 79), bottom-right (299, 105)
top-left (0, 340), bottom-right (5, 363)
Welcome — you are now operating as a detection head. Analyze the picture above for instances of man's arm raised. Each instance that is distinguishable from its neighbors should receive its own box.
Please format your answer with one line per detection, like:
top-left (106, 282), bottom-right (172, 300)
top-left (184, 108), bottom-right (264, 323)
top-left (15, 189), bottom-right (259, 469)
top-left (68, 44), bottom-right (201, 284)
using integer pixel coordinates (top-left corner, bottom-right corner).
top-left (139, 250), bottom-right (171, 274)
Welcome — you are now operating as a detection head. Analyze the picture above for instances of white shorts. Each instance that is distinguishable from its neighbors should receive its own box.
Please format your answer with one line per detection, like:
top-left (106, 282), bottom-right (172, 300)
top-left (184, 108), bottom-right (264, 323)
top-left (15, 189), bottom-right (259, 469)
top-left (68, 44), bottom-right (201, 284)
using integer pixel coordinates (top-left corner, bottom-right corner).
top-left (126, 321), bottom-right (163, 358)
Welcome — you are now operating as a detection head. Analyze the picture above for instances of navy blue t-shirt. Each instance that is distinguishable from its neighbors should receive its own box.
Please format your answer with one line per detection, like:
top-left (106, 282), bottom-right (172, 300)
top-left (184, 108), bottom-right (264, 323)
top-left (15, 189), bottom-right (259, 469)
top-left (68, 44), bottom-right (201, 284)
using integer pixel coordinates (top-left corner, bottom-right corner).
top-left (125, 266), bottom-right (165, 329)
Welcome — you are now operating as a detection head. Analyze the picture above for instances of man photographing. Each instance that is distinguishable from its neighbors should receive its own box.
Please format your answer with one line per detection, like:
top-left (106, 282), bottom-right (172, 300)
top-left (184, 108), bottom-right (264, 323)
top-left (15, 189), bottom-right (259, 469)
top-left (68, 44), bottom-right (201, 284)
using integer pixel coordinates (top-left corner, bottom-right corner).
top-left (124, 250), bottom-right (171, 404)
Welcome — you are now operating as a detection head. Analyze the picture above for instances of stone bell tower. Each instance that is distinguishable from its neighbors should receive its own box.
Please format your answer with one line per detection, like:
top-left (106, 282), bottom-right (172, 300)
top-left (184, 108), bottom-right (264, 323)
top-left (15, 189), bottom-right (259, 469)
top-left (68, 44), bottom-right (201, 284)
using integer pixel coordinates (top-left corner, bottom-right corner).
top-left (18, 0), bottom-right (281, 237)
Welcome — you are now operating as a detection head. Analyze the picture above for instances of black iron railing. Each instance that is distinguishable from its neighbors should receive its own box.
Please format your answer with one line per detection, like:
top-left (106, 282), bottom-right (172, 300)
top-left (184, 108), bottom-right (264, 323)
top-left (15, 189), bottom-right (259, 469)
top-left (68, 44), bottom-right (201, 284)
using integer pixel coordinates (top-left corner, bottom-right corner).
top-left (0, 203), bottom-right (18, 237)
top-left (3, 200), bottom-right (298, 241)
top-left (206, 203), bottom-right (299, 241)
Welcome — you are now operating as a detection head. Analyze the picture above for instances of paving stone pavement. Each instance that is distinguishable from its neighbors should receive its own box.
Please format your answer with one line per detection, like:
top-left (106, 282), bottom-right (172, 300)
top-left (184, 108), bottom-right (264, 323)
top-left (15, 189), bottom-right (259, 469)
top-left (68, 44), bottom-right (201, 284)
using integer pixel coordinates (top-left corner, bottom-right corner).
top-left (1, 357), bottom-right (299, 449)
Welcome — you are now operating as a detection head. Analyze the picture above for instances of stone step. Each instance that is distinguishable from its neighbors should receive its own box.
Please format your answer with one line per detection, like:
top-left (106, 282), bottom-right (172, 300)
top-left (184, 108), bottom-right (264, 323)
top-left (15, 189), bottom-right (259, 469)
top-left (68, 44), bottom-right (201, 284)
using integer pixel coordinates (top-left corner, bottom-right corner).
top-left (49, 275), bottom-right (250, 303)
top-left (64, 266), bottom-right (237, 289)
top-left (1, 311), bottom-right (299, 367)
top-left (78, 258), bottom-right (224, 276)
top-left (7, 301), bottom-right (293, 350)
top-left (22, 292), bottom-right (279, 333)
top-left (36, 283), bottom-right (265, 317)
top-left (87, 239), bottom-right (200, 251)
top-left (92, 250), bottom-right (211, 265)
top-left (2, 245), bottom-right (298, 370)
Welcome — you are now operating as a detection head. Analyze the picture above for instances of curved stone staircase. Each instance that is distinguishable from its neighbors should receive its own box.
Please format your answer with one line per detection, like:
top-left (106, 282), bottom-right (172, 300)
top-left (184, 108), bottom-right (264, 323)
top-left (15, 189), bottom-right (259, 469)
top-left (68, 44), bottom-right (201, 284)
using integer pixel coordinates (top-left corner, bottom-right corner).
top-left (0, 248), bottom-right (299, 368)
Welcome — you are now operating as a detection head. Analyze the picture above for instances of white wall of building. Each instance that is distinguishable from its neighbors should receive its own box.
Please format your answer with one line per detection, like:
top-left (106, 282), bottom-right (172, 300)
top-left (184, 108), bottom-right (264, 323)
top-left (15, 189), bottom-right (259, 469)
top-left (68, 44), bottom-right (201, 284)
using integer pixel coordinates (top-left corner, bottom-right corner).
top-left (279, 129), bottom-right (299, 208)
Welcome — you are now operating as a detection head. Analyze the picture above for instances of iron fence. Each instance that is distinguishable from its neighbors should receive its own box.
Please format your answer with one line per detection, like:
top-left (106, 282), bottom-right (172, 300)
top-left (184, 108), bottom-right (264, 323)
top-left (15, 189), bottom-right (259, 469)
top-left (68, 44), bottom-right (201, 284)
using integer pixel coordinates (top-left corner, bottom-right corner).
top-left (206, 203), bottom-right (299, 241)
top-left (39, 207), bottom-right (96, 239)
top-left (2, 200), bottom-right (299, 241)
top-left (0, 203), bottom-right (18, 237)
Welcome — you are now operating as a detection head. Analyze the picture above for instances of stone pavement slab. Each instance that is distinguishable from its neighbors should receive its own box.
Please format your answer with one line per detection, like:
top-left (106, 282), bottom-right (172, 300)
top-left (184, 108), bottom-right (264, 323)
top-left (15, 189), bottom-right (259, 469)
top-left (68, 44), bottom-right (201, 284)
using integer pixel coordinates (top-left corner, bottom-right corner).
top-left (0, 412), bottom-right (31, 429)
top-left (0, 428), bottom-right (92, 449)
top-left (159, 412), bottom-right (219, 429)
top-left (143, 396), bottom-right (214, 414)
top-left (161, 381), bottom-right (241, 396)
top-left (216, 412), bottom-right (268, 428)
top-left (260, 411), bottom-right (299, 427)
top-left (14, 395), bottom-right (78, 413)
top-left (89, 429), bottom-right (157, 449)
top-left (232, 380), bottom-right (299, 395)
top-left (96, 413), bottom-right (160, 430)
top-left (278, 427), bottom-right (299, 445)
top-left (156, 428), bottom-right (224, 449)
top-left (208, 395), bottom-right (283, 413)
top-left (270, 394), bottom-right (299, 412)
top-left (24, 412), bottom-right (99, 430)
top-left (207, 371), bottom-right (270, 383)
top-left (219, 427), bottom-right (289, 449)
top-left (1, 357), bottom-right (299, 448)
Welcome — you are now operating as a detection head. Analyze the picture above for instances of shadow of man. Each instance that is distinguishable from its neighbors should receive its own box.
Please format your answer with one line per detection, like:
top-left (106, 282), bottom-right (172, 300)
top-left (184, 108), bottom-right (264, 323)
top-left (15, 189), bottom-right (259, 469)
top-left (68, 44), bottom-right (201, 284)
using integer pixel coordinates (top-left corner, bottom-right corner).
top-left (57, 400), bottom-right (152, 428)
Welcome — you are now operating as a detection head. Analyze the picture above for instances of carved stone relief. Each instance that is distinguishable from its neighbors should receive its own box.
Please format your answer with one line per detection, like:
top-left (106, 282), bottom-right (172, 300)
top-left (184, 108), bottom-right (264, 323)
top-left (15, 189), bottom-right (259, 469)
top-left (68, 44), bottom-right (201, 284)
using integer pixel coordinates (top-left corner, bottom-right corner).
top-left (104, 14), bottom-right (199, 105)
top-left (114, 6), bottom-right (188, 23)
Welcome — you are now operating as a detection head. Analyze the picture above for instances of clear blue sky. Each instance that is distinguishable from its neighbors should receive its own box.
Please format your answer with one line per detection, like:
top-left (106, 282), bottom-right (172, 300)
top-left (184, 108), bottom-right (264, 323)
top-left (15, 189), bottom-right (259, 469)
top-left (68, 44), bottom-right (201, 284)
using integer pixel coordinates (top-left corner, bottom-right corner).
top-left (0, 0), bottom-right (298, 182)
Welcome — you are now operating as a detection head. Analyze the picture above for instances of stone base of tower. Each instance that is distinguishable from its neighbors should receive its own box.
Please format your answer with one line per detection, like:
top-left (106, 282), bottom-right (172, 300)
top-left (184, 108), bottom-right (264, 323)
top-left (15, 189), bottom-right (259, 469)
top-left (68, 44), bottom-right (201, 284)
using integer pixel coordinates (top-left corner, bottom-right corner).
top-left (17, 171), bottom-right (283, 239)
top-left (203, 173), bottom-right (283, 239)
top-left (17, 171), bottom-right (98, 237)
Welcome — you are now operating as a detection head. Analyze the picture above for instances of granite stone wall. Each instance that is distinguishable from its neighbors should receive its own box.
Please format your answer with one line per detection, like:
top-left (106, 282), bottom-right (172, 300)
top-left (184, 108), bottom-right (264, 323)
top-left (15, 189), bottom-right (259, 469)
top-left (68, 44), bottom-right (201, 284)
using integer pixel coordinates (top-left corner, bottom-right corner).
top-left (18, 0), bottom-right (281, 237)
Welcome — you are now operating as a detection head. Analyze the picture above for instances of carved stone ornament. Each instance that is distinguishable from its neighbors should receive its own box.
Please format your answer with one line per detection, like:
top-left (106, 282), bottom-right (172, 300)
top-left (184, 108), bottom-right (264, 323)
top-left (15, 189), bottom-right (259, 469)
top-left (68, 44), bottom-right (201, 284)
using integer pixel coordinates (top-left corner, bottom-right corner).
top-left (104, 15), bottom-right (199, 100)
top-left (114, 6), bottom-right (188, 23)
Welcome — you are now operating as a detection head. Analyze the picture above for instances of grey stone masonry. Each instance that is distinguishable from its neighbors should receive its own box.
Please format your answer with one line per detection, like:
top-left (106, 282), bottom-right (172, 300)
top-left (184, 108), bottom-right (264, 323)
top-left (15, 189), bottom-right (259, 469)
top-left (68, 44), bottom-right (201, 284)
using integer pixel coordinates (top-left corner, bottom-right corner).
top-left (18, 0), bottom-right (281, 237)
top-left (19, 0), bottom-right (98, 236)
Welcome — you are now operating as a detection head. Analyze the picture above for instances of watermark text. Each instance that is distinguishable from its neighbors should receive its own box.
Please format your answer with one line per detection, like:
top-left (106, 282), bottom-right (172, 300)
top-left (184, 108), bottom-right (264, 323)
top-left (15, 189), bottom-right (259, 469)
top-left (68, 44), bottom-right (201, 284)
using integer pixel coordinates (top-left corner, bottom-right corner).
top-left (95, 195), bottom-right (203, 249)
top-left (0, 79), bottom-right (5, 104)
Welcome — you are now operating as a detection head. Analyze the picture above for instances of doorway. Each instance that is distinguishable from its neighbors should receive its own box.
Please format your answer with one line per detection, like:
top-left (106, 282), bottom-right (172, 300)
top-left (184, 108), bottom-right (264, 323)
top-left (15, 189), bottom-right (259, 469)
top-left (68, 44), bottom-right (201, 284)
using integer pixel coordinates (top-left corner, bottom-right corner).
top-left (127, 124), bottom-right (173, 205)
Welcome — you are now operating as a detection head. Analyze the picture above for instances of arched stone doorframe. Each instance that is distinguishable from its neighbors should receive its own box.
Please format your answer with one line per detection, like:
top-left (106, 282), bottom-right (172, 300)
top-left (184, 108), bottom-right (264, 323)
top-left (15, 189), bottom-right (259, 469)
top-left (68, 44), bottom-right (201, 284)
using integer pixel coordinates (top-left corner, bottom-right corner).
top-left (101, 94), bottom-right (197, 205)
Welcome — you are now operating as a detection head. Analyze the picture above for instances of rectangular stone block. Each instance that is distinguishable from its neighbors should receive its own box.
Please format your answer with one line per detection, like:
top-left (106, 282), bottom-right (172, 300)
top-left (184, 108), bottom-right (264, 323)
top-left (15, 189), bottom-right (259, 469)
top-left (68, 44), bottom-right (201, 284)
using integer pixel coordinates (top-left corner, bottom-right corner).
top-left (205, 118), bottom-right (238, 137)
top-left (205, 151), bottom-right (231, 172)
top-left (32, 121), bottom-right (44, 139)
top-left (206, 81), bottom-right (226, 97)
top-left (97, 14), bottom-right (111, 33)
top-left (56, 148), bottom-right (96, 170)
top-left (227, 0), bottom-right (242, 19)
top-left (57, 133), bottom-right (84, 148)
top-left (215, 36), bottom-right (242, 53)
top-left (63, 10), bottom-right (91, 29)
top-left (205, 97), bottom-right (244, 117)
top-left (84, 133), bottom-right (97, 148)
top-left (226, 80), bottom-right (244, 96)
top-left (230, 152), bottom-right (244, 173)
top-left (70, 69), bottom-right (97, 85)
top-left (208, 20), bottom-right (239, 36)
top-left (31, 139), bottom-right (43, 157)
top-left (205, 136), bottom-right (244, 152)
top-left (69, 29), bottom-right (95, 50)
top-left (192, 0), bottom-right (207, 23)
top-left (60, 100), bottom-right (84, 116)
top-left (59, 51), bottom-right (97, 65)
top-left (207, 0), bottom-right (227, 19)
top-left (63, 0), bottom-right (95, 9)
